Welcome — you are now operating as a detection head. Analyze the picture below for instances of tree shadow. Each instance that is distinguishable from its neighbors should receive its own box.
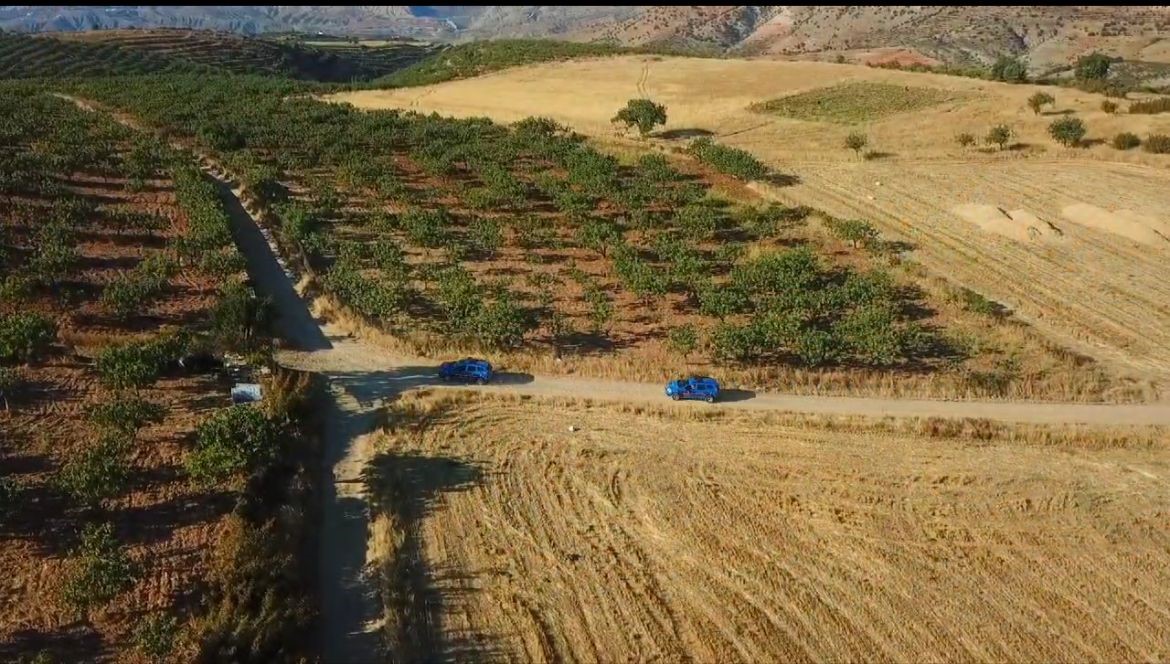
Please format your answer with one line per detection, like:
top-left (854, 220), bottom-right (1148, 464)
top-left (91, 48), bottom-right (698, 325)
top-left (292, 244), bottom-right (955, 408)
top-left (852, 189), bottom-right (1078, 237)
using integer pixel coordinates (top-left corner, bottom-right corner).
top-left (656, 128), bottom-right (714, 140)
top-left (862, 151), bottom-right (896, 161)
top-left (363, 449), bottom-right (501, 662)
top-left (0, 623), bottom-right (107, 663)
top-left (1082, 138), bottom-right (1106, 147)
top-left (763, 172), bottom-right (801, 187)
top-left (1041, 108), bottom-right (1076, 116)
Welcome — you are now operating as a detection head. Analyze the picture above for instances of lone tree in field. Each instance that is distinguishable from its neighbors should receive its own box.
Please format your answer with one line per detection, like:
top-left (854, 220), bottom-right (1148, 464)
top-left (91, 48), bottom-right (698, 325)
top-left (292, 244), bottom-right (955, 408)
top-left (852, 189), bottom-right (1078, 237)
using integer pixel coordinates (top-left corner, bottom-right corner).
top-left (612, 98), bottom-right (667, 138)
top-left (1100, 100), bottom-right (1118, 114)
top-left (1048, 117), bottom-right (1087, 147)
top-left (844, 131), bottom-right (868, 157)
top-left (1027, 91), bottom-right (1055, 115)
top-left (990, 55), bottom-right (1028, 83)
top-left (985, 124), bottom-right (1013, 150)
top-left (955, 132), bottom-right (976, 148)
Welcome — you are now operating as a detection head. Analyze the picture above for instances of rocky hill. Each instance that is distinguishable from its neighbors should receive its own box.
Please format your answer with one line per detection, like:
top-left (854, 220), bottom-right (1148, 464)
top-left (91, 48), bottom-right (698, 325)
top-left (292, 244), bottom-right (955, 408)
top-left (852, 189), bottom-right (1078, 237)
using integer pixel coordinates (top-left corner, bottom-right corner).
top-left (3, 6), bottom-right (1170, 70)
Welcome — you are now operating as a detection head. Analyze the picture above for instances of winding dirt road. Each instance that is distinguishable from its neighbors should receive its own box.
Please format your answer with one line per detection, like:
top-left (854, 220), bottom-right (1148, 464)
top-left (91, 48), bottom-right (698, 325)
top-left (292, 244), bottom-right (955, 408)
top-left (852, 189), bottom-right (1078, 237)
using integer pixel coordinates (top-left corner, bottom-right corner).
top-left (64, 95), bottom-right (1170, 664)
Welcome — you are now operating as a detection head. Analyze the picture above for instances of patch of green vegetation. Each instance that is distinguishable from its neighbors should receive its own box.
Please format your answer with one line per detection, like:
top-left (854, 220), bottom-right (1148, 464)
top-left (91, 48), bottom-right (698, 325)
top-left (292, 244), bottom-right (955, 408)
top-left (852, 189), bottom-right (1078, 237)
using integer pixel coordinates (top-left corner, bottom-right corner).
top-left (751, 82), bottom-right (966, 124)
top-left (375, 39), bottom-right (632, 87)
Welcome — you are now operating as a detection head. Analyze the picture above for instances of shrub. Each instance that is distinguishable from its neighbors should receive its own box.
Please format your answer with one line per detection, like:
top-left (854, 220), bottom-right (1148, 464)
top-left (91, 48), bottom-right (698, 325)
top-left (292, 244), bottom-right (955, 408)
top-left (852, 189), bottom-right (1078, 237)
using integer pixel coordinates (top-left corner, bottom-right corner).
top-left (100, 253), bottom-right (178, 320)
top-left (186, 405), bottom-right (280, 482)
top-left (1100, 100), bottom-right (1118, 114)
top-left (955, 132), bottom-right (975, 148)
top-left (686, 137), bottom-right (769, 180)
top-left (473, 290), bottom-right (531, 348)
top-left (985, 124), bottom-right (1013, 150)
top-left (87, 397), bottom-right (166, 437)
top-left (1111, 131), bottom-right (1140, 150)
top-left (1027, 91), bottom-right (1055, 115)
top-left (676, 203), bottom-right (722, 241)
top-left (134, 613), bottom-right (180, 662)
top-left (844, 132), bottom-right (868, 156)
top-left (834, 303), bottom-right (908, 366)
top-left (668, 324), bottom-right (699, 357)
top-left (1048, 117), bottom-right (1086, 147)
top-left (990, 55), bottom-right (1027, 82)
top-left (612, 98), bottom-right (667, 137)
top-left (1128, 97), bottom-right (1170, 114)
top-left (0, 312), bottom-right (57, 364)
top-left (56, 434), bottom-right (132, 507)
top-left (0, 367), bottom-right (21, 410)
top-left (1143, 134), bottom-right (1170, 154)
top-left (62, 522), bottom-right (139, 614)
top-left (1075, 51), bottom-right (1112, 80)
top-left (95, 339), bottom-right (174, 391)
top-left (613, 246), bottom-right (668, 299)
top-left (697, 283), bottom-right (752, 320)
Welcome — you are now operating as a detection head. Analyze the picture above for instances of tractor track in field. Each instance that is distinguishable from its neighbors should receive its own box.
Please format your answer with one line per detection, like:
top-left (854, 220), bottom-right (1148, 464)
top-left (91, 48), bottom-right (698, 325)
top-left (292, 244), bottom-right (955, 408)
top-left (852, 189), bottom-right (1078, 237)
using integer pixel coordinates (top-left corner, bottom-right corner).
top-left (61, 94), bottom-right (1170, 663)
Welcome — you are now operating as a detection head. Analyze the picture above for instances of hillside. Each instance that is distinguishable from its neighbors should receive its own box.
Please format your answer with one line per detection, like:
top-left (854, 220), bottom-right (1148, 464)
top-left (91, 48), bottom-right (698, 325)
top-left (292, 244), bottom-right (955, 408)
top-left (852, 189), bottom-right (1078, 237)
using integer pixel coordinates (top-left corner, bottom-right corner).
top-left (5, 6), bottom-right (1170, 74)
top-left (0, 29), bottom-right (436, 82)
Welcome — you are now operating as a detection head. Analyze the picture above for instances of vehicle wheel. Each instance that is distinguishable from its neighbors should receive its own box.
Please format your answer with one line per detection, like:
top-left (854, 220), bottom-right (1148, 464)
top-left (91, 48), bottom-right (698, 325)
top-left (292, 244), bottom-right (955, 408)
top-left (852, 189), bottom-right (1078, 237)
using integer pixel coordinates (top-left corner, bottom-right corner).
top-left (671, 393), bottom-right (680, 401)
top-left (477, 378), bottom-right (486, 386)
top-left (705, 396), bottom-right (715, 404)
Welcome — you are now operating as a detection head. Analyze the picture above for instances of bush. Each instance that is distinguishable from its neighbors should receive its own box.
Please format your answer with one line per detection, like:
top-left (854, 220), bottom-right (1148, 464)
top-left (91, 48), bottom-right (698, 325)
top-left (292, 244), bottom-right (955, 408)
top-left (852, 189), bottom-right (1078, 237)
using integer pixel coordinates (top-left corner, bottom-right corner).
top-left (0, 312), bottom-right (56, 364)
top-left (676, 203), bottom-right (721, 241)
top-left (668, 324), bottom-right (698, 357)
top-left (134, 614), bottom-right (180, 662)
top-left (1075, 51), bottom-right (1112, 80)
top-left (62, 522), bottom-right (139, 614)
top-left (955, 132), bottom-right (975, 148)
top-left (1027, 91), bottom-right (1055, 115)
top-left (844, 131), bottom-right (868, 156)
top-left (0, 367), bottom-right (21, 409)
top-left (612, 98), bottom-right (667, 137)
top-left (1128, 97), bottom-right (1170, 114)
top-left (87, 397), bottom-right (166, 437)
top-left (1048, 117), bottom-right (1086, 147)
top-left (185, 405), bottom-right (280, 482)
top-left (990, 55), bottom-right (1027, 82)
top-left (985, 124), bottom-right (1013, 150)
top-left (473, 290), bottom-right (531, 348)
top-left (211, 282), bottom-right (273, 352)
top-left (1100, 100), bottom-right (1118, 114)
top-left (578, 218), bottom-right (622, 257)
top-left (100, 253), bottom-right (178, 319)
top-left (1143, 134), bottom-right (1170, 154)
top-left (834, 303), bottom-right (908, 366)
top-left (1111, 132), bottom-right (1140, 150)
top-left (686, 137), bottom-right (769, 180)
top-left (56, 434), bottom-right (132, 507)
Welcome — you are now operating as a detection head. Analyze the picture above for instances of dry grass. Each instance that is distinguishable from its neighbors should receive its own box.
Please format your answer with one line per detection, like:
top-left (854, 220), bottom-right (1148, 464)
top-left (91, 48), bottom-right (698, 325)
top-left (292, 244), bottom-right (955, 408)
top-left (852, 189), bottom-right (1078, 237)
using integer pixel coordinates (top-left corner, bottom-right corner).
top-left (326, 56), bottom-right (1170, 388)
top-left (750, 81), bottom-right (969, 123)
top-left (366, 390), bottom-right (1170, 662)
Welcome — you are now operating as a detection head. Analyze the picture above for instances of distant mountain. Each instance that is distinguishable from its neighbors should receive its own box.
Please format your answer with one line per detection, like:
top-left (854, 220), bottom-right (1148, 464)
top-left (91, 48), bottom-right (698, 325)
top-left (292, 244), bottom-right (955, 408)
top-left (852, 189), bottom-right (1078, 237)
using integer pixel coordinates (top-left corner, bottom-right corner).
top-left (3, 6), bottom-right (1170, 71)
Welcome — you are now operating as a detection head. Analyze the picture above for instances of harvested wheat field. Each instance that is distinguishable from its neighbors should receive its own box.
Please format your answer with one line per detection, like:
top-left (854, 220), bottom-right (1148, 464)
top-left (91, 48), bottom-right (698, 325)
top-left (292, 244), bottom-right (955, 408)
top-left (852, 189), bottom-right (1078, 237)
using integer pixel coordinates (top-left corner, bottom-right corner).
top-left (367, 391), bottom-right (1170, 662)
top-left (330, 56), bottom-right (1170, 383)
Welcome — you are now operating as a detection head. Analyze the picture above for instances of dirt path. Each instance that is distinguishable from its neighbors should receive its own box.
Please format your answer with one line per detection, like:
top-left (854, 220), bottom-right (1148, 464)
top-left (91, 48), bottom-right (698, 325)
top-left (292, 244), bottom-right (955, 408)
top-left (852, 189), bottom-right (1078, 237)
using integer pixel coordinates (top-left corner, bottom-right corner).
top-left (61, 94), bottom-right (1170, 663)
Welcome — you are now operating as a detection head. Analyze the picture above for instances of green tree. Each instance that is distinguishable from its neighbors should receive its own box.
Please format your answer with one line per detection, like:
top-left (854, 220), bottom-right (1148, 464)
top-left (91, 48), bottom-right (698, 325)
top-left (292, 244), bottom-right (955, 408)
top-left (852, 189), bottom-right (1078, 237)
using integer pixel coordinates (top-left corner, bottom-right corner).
top-left (1048, 116), bottom-right (1086, 147)
top-left (955, 132), bottom-right (976, 148)
top-left (62, 522), bottom-right (139, 614)
top-left (668, 324), bottom-right (699, 358)
top-left (0, 313), bottom-right (57, 364)
top-left (1112, 132), bottom-right (1140, 150)
top-left (1027, 91), bottom-right (1055, 115)
top-left (133, 613), bottom-right (180, 662)
top-left (87, 397), bottom-right (166, 438)
top-left (1100, 100), bottom-right (1118, 114)
top-left (468, 218), bottom-right (503, 258)
top-left (211, 282), bottom-right (273, 352)
top-left (56, 434), bottom-right (132, 507)
top-left (578, 218), bottom-right (622, 257)
top-left (1075, 51), bottom-right (1112, 80)
top-left (985, 124), bottom-right (1013, 150)
top-left (825, 218), bottom-right (880, 249)
top-left (612, 98), bottom-right (668, 138)
top-left (185, 405), bottom-right (279, 482)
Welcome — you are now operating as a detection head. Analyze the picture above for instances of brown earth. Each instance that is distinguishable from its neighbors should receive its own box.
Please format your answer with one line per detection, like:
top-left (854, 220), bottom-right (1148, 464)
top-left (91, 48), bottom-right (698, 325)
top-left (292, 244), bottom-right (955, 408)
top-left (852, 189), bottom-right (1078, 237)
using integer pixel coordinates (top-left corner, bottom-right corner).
top-left (368, 391), bottom-right (1170, 662)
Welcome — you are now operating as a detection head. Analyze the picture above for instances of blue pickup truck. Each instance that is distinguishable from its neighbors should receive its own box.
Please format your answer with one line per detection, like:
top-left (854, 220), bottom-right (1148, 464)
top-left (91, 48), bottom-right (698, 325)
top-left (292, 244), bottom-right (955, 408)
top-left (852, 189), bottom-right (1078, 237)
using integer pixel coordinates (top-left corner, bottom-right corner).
top-left (665, 376), bottom-right (721, 403)
top-left (438, 358), bottom-right (493, 385)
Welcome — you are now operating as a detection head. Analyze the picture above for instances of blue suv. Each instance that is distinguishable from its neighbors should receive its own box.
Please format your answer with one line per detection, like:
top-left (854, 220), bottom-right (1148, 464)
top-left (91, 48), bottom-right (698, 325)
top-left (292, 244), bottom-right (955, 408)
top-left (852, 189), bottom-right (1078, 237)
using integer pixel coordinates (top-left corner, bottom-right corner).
top-left (665, 376), bottom-right (720, 403)
top-left (438, 358), bottom-right (493, 385)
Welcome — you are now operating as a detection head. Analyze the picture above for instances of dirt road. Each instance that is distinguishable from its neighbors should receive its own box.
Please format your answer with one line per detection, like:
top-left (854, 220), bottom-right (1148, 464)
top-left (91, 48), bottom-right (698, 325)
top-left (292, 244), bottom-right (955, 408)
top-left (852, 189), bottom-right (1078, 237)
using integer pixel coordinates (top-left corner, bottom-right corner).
top-left (64, 95), bottom-right (1170, 663)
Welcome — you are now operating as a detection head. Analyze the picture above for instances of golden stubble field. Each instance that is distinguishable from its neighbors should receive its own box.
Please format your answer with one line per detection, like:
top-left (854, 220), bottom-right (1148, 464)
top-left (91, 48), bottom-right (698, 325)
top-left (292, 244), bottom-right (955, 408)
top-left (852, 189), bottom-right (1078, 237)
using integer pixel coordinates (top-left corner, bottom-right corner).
top-left (330, 56), bottom-right (1170, 384)
top-left (367, 391), bottom-right (1170, 662)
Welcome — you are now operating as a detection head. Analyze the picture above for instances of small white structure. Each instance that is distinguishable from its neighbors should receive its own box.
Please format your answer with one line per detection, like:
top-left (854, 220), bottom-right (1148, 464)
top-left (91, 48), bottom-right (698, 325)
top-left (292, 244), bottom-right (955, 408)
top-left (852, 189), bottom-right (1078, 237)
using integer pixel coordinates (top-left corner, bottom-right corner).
top-left (231, 383), bottom-right (263, 404)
